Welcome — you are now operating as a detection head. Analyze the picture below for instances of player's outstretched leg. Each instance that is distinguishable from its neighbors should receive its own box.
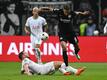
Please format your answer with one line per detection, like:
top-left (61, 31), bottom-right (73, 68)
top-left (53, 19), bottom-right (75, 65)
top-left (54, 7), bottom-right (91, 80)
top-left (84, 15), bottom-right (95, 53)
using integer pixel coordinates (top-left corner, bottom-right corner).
top-left (54, 61), bottom-right (71, 75)
top-left (61, 41), bottom-right (69, 66)
top-left (66, 66), bottom-right (86, 76)
top-left (54, 61), bottom-right (86, 76)
top-left (34, 48), bottom-right (42, 64)
top-left (63, 51), bottom-right (68, 66)
top-left (74, 43), bottom-right (80, 60)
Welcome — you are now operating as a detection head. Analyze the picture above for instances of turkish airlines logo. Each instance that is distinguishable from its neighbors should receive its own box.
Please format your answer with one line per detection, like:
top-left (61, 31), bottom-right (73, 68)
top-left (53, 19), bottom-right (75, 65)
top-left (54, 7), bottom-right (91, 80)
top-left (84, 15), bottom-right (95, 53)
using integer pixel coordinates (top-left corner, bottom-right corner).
top-left (0, 42), bottom-right (74, 56)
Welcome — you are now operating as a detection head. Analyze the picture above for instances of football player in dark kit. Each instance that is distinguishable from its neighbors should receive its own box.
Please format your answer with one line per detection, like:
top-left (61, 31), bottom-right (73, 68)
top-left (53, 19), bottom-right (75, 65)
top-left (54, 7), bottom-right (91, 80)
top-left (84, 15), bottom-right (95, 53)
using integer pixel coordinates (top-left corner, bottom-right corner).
top-left (40, 5), bottom-right (89, 66)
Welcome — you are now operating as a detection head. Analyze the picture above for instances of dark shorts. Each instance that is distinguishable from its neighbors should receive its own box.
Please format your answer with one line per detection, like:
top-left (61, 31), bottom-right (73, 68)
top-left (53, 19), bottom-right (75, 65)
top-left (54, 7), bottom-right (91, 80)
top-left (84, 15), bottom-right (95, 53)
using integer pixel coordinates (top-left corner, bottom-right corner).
top-left (58, 33), bottom-right (78, 45)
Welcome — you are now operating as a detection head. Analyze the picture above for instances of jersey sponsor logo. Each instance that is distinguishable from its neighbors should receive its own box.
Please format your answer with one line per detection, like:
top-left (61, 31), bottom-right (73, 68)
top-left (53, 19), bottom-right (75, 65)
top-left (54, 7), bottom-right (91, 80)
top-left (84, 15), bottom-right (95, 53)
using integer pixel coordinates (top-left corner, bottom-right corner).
top-left (32, 25), bottom-right (40, 29)
top-left (60, 18), bottom-right (70, 23)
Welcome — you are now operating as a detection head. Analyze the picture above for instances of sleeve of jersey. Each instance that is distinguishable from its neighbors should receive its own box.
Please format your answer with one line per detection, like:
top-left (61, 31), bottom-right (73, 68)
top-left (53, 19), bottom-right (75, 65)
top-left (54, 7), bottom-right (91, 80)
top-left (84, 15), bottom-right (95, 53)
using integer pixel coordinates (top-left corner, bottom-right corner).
top-left (25, 18), bottom-right (30, 27)
top-left (21, 58), bottom-right (30, 71)
top-left (42, 18), bottom-right (47, 26)
top-left (23, 58), bottom-right (30, 65)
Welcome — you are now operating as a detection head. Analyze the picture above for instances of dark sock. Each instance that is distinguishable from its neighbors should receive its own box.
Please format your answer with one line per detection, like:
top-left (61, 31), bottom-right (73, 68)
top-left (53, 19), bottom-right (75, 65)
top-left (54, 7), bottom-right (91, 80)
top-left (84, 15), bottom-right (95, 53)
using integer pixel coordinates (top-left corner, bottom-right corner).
top-left (63, 51), bottom-right (68, 66)
top-left (74, 44), bottom-right (80, 55)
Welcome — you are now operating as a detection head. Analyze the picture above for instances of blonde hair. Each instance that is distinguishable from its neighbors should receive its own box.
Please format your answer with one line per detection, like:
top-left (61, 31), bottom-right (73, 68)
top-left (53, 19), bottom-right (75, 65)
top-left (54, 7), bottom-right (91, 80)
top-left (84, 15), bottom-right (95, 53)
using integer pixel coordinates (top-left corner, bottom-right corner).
top-left (33, 7), bottom-right (39, 11)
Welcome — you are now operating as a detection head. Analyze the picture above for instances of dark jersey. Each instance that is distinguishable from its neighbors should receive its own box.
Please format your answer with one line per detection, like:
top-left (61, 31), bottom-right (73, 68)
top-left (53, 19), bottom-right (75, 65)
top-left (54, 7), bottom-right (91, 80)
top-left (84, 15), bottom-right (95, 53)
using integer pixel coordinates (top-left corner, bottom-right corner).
top-left (53, 9), bottom-right (78, 44)
top-left (53, 9), bottom-right (76, 34)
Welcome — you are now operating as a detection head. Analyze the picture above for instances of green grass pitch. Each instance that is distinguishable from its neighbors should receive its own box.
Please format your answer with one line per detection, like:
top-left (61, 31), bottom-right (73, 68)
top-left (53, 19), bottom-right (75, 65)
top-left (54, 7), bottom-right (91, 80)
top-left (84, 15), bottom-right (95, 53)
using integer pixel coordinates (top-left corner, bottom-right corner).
top-left (0, 62), bottom-right (107, 80)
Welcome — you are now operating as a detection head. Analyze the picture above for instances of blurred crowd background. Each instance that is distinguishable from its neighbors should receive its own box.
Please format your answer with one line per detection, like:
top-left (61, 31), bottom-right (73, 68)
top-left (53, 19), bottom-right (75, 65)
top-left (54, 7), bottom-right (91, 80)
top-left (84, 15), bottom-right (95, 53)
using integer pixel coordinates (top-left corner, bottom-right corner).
top-left (0, 0), bottom-right (107, 36)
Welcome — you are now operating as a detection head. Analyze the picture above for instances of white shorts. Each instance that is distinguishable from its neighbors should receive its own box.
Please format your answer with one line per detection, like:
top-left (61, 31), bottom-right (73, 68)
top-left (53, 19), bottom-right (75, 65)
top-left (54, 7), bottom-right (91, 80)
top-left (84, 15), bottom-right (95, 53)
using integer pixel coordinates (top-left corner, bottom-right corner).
top-left (40, 62), bottom-right (55, 75)
top-left (30, 34), bottom-right (42, 49)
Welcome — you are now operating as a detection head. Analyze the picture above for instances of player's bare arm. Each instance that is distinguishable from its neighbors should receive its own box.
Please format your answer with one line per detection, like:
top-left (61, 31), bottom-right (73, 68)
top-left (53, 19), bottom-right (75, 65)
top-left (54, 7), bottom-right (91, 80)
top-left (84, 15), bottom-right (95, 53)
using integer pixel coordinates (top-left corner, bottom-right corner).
top-left (75, 11), bottom-right (89, 15)
top-left (23, 63), bottom-right (32, 76)
top-left (43, 24), bottom-right (48, 32)
top-left (24, 26), bottom-right (30, 35)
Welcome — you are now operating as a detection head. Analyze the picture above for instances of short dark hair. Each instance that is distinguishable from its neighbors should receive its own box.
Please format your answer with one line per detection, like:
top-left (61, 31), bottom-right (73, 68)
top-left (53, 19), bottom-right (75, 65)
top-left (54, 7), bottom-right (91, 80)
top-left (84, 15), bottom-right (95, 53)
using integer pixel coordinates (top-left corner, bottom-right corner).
top-left (6, 1), bottom-right (15, 7)
top-left (18, 51), bottom-right (24, 60)
top-left (63, 5), bottom-right (70, 10)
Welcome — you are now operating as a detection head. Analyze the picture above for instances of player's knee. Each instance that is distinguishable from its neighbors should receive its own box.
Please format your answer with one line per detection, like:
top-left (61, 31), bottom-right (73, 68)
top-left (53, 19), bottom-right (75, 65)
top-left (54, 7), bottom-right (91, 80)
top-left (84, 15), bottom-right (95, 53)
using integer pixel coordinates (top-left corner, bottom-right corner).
top-left (61, 42), bottom-right (67, 51)
top-left (62, 46), bottom-right (67, 51)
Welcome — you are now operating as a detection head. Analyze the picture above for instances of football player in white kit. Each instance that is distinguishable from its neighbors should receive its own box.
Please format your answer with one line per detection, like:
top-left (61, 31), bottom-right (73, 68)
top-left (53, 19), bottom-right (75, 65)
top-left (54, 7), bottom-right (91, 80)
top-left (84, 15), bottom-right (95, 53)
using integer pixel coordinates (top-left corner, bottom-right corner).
top-left (24, 7), bottom-right (48, 64)
top-left (18, 51), bottom-right (85, 76)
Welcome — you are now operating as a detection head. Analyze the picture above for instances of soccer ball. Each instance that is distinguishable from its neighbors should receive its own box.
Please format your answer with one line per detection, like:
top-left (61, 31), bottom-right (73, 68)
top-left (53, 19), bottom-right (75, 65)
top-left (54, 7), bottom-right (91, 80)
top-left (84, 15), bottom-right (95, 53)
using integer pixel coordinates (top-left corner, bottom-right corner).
top-left (41, 32), bottom-right (49, 40)
top-left (93, 30), bottom-right (99, 36)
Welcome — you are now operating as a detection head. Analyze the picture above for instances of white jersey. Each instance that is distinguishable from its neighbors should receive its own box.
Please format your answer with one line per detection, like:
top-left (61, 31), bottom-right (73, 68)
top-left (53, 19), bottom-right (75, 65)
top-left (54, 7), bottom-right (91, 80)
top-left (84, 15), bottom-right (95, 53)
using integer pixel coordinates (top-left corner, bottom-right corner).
top-left (25, 16), bottom-right (47, 48)
top-left (21, 58), bottom-right (55, 75)
top-left (25, 16), bottom-right (47, 38)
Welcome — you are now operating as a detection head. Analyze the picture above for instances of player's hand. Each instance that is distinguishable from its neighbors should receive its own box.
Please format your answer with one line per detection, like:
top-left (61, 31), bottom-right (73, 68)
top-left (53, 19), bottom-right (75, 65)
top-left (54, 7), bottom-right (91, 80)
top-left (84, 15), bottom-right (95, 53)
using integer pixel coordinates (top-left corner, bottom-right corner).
top-left (25, 31), bottom-right (30, 35)
top-left (27, 72), bottom-right (32, 76)
top-left (24, 72), bottom-right (32, 76)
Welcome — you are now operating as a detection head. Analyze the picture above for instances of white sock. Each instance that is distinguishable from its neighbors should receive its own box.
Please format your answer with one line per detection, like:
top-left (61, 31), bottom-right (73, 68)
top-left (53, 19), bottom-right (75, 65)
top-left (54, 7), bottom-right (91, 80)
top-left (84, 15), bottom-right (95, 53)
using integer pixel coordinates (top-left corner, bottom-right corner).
top-left (59, 68), bottom-right (67, 74)
top-left (60, 63), bottom-right (66, 69)
top-left (66, 66), bottom-right (77, 74)
top-left (37, 59), bottom-right (42, 64)
top-left (59, 63), bottom-right (69, 74)
top-left (66, 66), bottom-right (77, 73)
top-left (34, 48), bottom-right (42, 63)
